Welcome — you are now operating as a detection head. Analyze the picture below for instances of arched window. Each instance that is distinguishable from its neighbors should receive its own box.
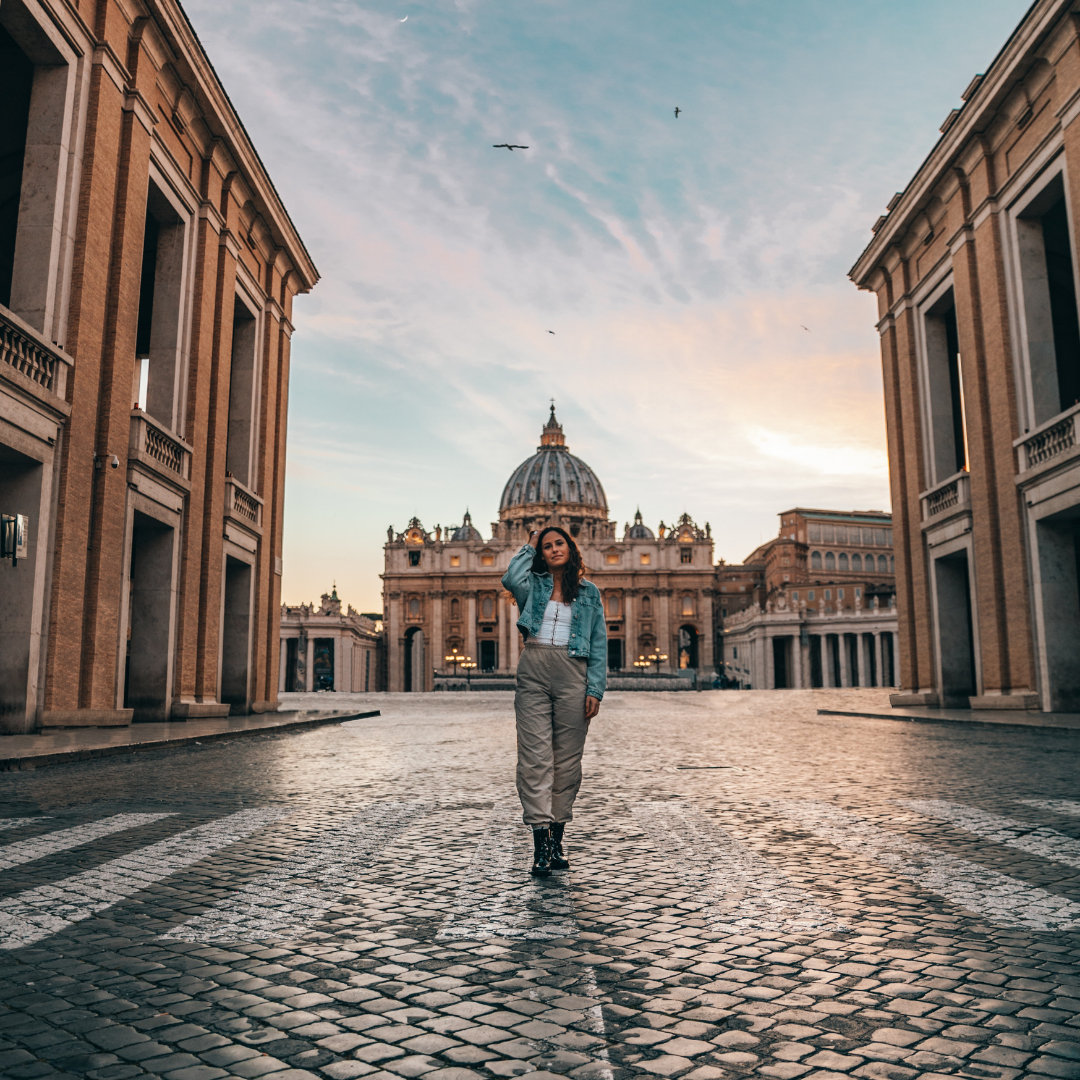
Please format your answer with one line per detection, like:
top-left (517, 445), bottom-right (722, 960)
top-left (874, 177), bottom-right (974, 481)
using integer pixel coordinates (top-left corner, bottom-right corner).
top-left (450, 598), bottom-right (460, 620)
top-left (681, 594), bottom-right (694, 616)
top-left (825, 552), bottom-right (836, 571)
top-left (852, 553), bottom-right (862, 572)
top-left (607, 594), bottom-right (621, 617)
top-left (878, 555), bottom-right (889, 573)
top-left (811, 551), bottom-right (822, 570)
top-left (641, 595), bottom-right (652, 616)
top-left (481, 596), bottom-right (494, 619)
top-left (408, 598), bottom-right (420, 617)
top-left (838, 553), bottom-right (849, 571)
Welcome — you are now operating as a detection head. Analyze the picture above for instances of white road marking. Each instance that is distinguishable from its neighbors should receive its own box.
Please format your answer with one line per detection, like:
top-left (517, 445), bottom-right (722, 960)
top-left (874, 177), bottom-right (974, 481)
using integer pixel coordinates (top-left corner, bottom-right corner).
top-left (167, 801), bottom-right (430, 943)
top-left (0, 818), bottom-right (48, 833)
top-left (1021, 798), bottom-right (1080, 816)
top-left (579, 965), bottom-right (614, 1080)
top-left (0, 808), bottom-right (288, 949)
top-left (902, 799), bottom-right (1080, 868)
top-left (0, 814), bottom-right (173, 870)
top-left (438, 802), bottom-right (576, 941)
top-left (631, 802), bottom-right (847, 935)
top-left (773, 800), bottom-right (1080, 931)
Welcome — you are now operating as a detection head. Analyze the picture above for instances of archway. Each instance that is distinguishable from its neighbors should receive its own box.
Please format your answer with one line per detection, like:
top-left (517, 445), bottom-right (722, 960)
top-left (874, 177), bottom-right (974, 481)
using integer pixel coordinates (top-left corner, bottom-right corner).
top-left (403, 626), bottom-right (425, 692)
top-left (678, 625), bottom-right (699, 670)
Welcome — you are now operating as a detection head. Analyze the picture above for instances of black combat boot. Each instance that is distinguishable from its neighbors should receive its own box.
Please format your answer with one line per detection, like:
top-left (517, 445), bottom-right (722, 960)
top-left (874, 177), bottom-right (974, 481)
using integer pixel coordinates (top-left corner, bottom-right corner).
top-left (530, 826), bottom-right (552, 877)
top-left (550, 822), bottom-right (569, 870)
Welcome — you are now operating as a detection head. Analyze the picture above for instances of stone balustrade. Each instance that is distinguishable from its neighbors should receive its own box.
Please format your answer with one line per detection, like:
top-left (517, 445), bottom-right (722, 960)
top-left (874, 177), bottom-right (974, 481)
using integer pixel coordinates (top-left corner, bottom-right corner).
top-left (0, 304), bottom-right (71, 400)
top-left (920, 469), bottom-right (970, 521)
top-left (1015, 403), bottom-right (1080, 472)
top-left (128, 409), bottom-right (192, 484)
top-left (225, 476), bottom-right (264, 531)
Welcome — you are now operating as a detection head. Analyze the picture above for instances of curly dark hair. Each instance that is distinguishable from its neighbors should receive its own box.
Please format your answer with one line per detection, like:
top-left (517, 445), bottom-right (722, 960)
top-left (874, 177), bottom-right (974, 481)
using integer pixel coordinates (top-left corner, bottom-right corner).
top-left (531, 526), bottom-right (586, 602)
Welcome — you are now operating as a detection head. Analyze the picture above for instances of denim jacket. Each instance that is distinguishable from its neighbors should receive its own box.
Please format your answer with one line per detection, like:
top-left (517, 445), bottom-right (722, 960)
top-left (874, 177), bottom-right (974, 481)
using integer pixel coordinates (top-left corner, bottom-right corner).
top-left (502, 544), bottom-right (607, 701)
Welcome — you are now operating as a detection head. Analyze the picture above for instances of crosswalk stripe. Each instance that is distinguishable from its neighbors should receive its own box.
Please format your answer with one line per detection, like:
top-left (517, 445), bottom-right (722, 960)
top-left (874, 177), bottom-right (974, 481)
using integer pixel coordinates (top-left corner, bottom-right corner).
top-left (0, 819), bottom-right (48, 833)
top-left (631, 803), bottom-right (847, 935)
top-left (1020, 798), bottom-right (1080, 816)
top-left (0, 808), bottom-right (288, 950)
top-left (902, 799), bottom-right (1080, 868)
top-left (437, 802), bottom-right (576, 941)
top-left (0, 814), bottom-right (173, 871)
top-left (166, 801), bottom-right (430, 943)
top-left (772, 800), bottom-right (1080, 931)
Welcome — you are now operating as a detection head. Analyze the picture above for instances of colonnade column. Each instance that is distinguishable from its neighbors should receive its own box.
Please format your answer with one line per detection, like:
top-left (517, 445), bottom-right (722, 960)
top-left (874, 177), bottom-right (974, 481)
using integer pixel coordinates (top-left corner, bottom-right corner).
top-left (873, 631), bottom-right (883, 689)
top-left (765, 632), bottom-right (775, 689)
top-left (791, 632), bottom-right (803, 689)
top-left (305, 636), bottom-right (315, 692)
top-left (498, 593), bottom-right (509, 672)
top-left (278, 640), bottom-right (287, 693)
top-left (820, 635), bottom-right (833, 687)
top-left (838, 634), bottom-right (850, 688)
top-left (857, 634), bottom-right (870, 687)
top-left (467, 594), bottom-right (477, 664)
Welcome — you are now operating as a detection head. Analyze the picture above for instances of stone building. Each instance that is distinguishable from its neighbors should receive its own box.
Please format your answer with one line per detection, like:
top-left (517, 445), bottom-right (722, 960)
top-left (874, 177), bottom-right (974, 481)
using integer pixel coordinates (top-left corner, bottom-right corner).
top-left (279, 589), bottom-right (381, 693)
top-left (381, 408), bottom-right (717, 692)
top-left (722, 596), bottom-right (899, 690)
top-left (0, 0), bottom-right (316, 732)
top-left (717, 508), bottom-right (899, 688)
top-left (850, 0), bottom-right (1080, 711)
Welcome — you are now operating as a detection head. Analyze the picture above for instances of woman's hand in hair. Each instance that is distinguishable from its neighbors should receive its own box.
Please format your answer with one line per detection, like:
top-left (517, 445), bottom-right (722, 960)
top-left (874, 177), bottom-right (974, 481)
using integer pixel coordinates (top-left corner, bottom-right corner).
top-left (585, 696), bottom-right (600, 720)
top-left (529, 530), bottom-right (540, 547)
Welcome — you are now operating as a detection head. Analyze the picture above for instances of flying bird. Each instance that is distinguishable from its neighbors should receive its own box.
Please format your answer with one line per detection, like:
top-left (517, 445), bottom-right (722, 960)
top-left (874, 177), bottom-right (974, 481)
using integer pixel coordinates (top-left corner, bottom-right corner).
top-left (548, 330), bottom-right (555, 334)
top-left (493, 143), bottom-right (528, 150)
top-left (801, 325), bottom-right (810, 332)
top-left (674, 107), bottom-right (681, 118)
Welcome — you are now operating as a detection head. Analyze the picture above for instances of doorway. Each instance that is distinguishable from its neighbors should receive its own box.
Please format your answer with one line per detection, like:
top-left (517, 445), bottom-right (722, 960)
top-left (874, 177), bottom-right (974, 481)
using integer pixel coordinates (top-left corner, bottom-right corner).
top-left (403, 627), bottom-right (424, 691)
top-left (480, 639), bottom-right (498, 672)
top-left (1035, 511), bottom-right (1080, 710)
top-left (607, 639), bottom-right (624, 670)
top-left (220, 555), bottom-right (252, 713)
top-left (678, 625), bottom-right (699, 669)
top-left (124, 511), bottom-right (176, 720)
top-left (934, 550), bottom-right (977, 706)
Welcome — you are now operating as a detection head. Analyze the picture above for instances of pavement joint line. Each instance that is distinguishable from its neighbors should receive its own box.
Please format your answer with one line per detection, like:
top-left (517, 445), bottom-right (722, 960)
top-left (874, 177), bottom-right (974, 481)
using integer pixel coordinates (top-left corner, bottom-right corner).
top-left (0, 710), bottom-right (382, 772)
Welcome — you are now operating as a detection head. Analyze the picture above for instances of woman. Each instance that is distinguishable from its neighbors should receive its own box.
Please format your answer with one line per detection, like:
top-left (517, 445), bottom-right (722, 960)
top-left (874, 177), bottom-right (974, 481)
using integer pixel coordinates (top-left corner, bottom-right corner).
top-left (502, 526), bottom-right (607, 877)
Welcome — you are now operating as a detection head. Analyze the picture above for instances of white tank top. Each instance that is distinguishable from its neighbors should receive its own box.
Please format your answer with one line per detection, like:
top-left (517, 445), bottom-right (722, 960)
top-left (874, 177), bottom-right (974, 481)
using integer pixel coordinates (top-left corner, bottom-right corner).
top-left (537, 600), bottom-right (572, 646)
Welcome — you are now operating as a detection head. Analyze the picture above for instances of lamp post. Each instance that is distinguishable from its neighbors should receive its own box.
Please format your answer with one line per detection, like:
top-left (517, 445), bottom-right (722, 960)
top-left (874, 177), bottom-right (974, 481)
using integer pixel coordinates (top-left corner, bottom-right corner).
top-left (444, 648), bottom-right (477, 688)
top-left (633, 650), bottom-right (668, 675)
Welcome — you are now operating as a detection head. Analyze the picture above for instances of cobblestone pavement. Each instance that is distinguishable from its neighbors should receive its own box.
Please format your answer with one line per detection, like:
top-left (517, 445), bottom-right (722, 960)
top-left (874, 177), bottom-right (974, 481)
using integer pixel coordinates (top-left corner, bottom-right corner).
top-left (0, 689), bottom-right (1078, 1080)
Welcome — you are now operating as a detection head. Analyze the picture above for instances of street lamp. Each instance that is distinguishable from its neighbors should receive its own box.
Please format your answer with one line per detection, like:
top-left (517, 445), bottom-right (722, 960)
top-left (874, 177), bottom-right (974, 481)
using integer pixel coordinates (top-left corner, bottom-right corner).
top-left (633, 651), bottom-right (668, 675)
top-left (444, 648), bottom-right (477, 688)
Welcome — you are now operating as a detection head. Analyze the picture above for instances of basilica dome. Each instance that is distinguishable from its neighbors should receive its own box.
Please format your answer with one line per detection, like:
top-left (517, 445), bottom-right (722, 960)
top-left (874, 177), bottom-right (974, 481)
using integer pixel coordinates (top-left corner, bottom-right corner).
top-left (499, 406), bottom-right (608, 524)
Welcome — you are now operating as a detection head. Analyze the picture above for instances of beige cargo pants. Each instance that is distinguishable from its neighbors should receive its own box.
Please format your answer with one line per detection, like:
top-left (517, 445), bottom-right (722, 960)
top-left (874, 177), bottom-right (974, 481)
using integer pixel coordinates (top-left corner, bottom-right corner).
top-left (514, 642), bottom-right (591, 826)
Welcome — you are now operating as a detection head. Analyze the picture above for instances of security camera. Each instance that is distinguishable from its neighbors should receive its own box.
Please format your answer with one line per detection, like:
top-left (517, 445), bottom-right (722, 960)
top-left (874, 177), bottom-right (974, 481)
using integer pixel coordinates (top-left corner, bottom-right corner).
top-left (110, 455), bottom-right (119, 469)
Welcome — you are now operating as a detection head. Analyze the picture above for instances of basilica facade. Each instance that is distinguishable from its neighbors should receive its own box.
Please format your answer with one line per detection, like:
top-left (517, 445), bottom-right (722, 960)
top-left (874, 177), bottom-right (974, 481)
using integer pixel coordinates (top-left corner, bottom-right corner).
top-left (381, 408), bottom-right (716, 692)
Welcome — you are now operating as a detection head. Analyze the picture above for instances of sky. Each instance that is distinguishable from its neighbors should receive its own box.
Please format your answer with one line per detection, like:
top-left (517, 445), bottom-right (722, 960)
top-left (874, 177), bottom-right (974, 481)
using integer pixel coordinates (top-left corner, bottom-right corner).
top-left (181, 0), bottom-right (1032, 611)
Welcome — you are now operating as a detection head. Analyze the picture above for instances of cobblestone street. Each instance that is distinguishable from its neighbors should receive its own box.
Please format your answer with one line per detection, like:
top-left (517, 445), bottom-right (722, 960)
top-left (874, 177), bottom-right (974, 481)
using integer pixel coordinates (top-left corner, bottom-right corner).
top-left (0, 690), bottom-right (1078, 1080)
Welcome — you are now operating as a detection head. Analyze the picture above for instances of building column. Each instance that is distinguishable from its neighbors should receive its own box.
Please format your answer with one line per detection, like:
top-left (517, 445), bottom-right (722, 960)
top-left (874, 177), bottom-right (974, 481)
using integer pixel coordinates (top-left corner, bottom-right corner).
top-left (857, 633), bottom-right (870, 687)
top-left (305, 636), bottom-right (315, 692)
top-left (874, 631), bottom-right (883, 689)
top-left (791, 632), bottom-right (803, 689)
top-left (658, 588), bottom-right (672, 669)
top-left (278, 640), bottom-right (287, 693)
top-left (498, 594), bottom-right (509, 672)
top-left (335, 633), bottom-right (346, 692)
top-left (765, 631), bottom-right (775, 689)
top-left (817, 636), bottom-right (829, 687)
top-left (467, 593), bottom-right (478, 665)
top-left (509, 610), bottom-right (520, 672)
top-left (623, 592), bottom-right (635, 671)
top-left (431, 591), bottom-right (444, 680)
top-left (838, 634), bottom-right (850, 688)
